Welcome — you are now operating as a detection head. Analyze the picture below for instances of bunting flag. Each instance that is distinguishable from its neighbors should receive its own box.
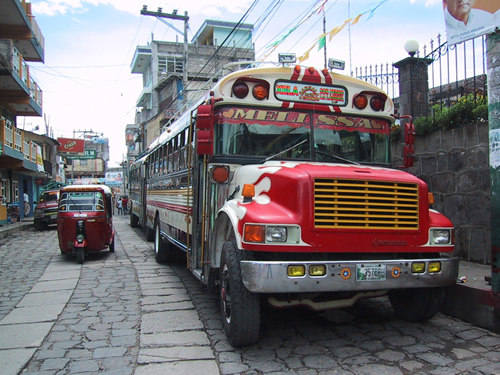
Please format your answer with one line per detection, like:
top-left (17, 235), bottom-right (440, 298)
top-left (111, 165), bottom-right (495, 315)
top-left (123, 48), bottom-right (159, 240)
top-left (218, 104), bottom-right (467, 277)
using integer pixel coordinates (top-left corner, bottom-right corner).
top-left (260, 0), bottom-right (330, 61)
top-left (297, 0), bottom-right (387, 63)
top-left (318, 35), bottom-right (326, 50)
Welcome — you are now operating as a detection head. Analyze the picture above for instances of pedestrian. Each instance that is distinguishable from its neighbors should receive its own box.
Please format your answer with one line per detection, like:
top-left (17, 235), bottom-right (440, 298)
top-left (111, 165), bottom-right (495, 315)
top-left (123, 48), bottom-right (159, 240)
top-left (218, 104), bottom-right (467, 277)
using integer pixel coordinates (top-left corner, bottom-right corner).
top-left (117, 197), bottom-right (123, 215)
top-left (122, 196), bottom-right (128, 215)
top-left (23, 189), bottom-right (30, 217)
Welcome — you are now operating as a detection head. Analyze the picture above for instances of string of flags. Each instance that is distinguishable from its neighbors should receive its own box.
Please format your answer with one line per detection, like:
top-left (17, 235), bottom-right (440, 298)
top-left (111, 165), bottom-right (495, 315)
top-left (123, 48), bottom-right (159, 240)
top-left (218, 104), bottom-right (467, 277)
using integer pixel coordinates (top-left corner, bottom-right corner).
top-left (260, 0), bottom-right (387, 63)
top-left (299, 0), bottom-right (387, 63)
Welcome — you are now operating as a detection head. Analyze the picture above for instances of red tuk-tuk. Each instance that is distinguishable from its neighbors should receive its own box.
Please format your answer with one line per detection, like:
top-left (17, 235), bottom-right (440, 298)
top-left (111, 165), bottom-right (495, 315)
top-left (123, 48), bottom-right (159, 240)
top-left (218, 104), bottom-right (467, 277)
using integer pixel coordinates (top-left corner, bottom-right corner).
top-left (57, 185), bottom-right (115, 264)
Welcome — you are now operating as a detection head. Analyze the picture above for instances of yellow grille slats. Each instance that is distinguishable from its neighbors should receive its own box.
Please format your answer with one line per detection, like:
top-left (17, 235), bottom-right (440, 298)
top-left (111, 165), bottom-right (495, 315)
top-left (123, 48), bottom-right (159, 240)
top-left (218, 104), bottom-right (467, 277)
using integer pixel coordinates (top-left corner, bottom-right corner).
top-left (314, 178), bottom-right (419, 230)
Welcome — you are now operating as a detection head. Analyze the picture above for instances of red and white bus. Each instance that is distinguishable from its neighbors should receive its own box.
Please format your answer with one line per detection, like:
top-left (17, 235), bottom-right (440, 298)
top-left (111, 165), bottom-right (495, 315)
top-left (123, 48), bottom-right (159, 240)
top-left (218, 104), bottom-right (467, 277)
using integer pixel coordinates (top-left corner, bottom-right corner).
top-left (131, 64), bottom-right (458, 346)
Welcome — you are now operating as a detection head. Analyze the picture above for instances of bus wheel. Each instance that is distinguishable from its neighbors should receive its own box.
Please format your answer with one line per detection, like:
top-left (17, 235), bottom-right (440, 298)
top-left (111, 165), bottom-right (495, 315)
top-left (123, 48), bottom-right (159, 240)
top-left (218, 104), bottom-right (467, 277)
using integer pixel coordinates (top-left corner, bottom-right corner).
top-left (130, 212), bottom-right (139, 228)
top-left (219, 240), bottom-right (260, 347)
top-left (389, 287), bottom-right (445, 322)
top-left (146, 225), bottom-right (154, 241)
top-left (76, 247), bottom-right (85, 264)
top-left (154, 219), bottom-right (171, 263)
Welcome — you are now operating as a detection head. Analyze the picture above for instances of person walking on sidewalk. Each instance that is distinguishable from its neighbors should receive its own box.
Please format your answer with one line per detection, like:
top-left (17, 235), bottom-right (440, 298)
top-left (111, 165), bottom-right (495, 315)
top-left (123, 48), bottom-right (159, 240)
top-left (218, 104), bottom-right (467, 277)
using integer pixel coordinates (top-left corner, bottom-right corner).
top-left (122, 196), bottom-right (128, 215)
top-left (117, 197), bottom-right (123, 215)
top-left (23, 189), bottom-right (30, 217)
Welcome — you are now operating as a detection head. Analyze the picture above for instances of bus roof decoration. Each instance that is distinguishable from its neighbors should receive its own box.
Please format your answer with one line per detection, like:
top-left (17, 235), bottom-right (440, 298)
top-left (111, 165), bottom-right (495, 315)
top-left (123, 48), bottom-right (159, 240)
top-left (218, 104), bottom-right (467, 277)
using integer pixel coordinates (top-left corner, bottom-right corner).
top-left (328, 58), bottom-right (345, 71)
top-left (278, 53), bottom-right (296, 66)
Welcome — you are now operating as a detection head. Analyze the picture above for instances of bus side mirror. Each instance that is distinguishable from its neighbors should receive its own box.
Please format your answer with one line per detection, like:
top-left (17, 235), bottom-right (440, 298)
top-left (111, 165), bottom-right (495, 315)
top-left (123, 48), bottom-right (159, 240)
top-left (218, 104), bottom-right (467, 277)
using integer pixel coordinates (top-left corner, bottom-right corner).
top-left (403, 122), bottom-right (415, 168)
top-left (196, 104), bottom-right (214, 155)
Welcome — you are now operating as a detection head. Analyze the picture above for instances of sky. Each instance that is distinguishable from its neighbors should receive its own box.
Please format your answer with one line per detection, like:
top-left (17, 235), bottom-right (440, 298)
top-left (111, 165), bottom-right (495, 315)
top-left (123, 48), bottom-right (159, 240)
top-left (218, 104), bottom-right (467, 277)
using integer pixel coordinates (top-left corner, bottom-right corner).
top-left (23, 0), bottom-right (450, 167)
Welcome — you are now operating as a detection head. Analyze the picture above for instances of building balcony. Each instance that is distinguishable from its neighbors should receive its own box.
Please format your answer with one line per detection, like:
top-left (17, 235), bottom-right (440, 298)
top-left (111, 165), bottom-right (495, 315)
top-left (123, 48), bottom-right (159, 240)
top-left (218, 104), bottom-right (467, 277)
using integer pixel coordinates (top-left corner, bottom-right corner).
top-left (136, 85), bottom-right (152, 109)
top-left (0, 39), bottom-right (43, 116)
top-left (0, 0), bottom-right (45, 62)
top-left (0, 117), bottom-right (43, 173)
top-left (131, 45), bottom-right (152, 74)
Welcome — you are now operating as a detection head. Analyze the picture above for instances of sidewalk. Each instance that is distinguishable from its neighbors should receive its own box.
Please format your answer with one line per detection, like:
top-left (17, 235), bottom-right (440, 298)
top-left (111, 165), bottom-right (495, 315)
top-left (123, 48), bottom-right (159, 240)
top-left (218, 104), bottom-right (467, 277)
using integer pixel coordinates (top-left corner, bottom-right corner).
top-left (0, 217), bottom-right (34, 238)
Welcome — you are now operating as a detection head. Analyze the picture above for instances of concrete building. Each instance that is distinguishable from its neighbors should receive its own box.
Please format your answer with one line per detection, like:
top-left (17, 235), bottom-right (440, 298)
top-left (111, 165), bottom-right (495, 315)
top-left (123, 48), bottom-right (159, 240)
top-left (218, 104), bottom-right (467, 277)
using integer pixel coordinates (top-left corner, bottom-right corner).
top-left (0, 0), bottom-right (56, 224)
top-left (130, 19), bottom-right (255, 154)
top-left (64, 135), bottom-right (110, 183)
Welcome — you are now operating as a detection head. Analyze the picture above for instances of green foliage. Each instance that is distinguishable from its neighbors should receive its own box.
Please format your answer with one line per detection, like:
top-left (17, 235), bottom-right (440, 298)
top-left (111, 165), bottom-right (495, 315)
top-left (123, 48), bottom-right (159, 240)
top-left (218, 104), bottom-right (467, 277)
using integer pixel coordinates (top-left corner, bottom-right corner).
top-left (413, 92), bottom-right (488, 136)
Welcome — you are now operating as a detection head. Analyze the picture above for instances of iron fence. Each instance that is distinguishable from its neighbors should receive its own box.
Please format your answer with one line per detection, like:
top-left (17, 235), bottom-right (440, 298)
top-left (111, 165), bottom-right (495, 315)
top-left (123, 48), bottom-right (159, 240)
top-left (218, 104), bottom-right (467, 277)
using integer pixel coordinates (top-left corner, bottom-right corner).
top-left (353, 34), bottom-right (488, 116)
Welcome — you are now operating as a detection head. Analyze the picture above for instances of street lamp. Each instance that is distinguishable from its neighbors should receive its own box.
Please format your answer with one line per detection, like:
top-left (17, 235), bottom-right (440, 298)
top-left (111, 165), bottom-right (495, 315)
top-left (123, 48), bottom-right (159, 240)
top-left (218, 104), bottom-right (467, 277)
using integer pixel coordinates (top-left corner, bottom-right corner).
top-left (404, 40), bottom-right (419, 57)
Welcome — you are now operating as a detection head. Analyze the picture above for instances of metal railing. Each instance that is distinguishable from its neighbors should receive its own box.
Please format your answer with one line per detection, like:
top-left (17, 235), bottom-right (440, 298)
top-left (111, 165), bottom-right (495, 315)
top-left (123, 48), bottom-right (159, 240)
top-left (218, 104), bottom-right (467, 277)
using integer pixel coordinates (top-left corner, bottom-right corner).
top-left (11, 45), bottom-right (43, 107)
top-left (0, 118), bottom-right (41, 165)
top-left (353, 34), bottom-right (487, 114)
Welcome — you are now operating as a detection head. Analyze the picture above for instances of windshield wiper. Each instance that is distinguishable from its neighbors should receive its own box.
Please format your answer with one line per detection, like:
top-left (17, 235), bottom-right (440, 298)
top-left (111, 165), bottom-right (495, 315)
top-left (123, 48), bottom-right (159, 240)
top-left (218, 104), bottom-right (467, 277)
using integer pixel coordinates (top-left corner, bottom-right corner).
top-left (265, 139), bottom-right (308, 161)
top-left (315, 149), bottom-right (359, 165)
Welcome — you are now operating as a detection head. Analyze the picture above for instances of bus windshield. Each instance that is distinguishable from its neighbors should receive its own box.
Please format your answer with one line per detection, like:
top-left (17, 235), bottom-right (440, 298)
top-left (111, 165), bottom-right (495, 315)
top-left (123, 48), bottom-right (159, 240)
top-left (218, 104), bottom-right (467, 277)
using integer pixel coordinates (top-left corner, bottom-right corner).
top-left (214, 107), bottom-right (391, 165)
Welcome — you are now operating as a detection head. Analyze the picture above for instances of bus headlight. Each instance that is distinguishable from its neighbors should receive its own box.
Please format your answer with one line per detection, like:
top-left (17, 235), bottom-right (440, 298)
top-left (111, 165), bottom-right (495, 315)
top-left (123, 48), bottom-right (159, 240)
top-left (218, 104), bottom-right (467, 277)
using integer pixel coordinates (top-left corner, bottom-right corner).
top-left (430, 229), bottom-right (451, 244)
top-left (266, 226), bottom-right (287, 242)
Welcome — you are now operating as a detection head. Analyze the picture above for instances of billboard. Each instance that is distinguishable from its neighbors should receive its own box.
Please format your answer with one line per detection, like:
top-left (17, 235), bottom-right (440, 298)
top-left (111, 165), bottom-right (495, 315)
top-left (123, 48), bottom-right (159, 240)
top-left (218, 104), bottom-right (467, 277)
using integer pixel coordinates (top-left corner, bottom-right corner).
top-left (443, 0), bottom-right (500, 45)
top-left (57, 138), bottom-right (85, 153)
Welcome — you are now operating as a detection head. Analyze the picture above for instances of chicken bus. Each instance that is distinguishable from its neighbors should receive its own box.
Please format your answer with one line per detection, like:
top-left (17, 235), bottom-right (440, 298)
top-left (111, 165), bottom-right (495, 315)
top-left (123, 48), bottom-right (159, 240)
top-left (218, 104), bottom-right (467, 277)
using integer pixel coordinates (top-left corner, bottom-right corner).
top-left (128, 63), bottom-right (458, 346)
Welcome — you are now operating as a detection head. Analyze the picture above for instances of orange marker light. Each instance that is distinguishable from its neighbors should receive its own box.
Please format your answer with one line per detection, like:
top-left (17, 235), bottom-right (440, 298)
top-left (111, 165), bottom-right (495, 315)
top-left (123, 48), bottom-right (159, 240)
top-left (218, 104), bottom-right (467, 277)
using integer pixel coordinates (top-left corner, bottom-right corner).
top-left (244, 224), bottom-right (265, 243)
top-left (242, 184), bottom-right (255, 198)
top-left (428, 192), bottom-right (435, 205)
top-left (252, 84), bottom-right (268, 100)
top-left (212, 166), bottom-right (229, 183)
top-left (353, 94), bottom-right (368, 109)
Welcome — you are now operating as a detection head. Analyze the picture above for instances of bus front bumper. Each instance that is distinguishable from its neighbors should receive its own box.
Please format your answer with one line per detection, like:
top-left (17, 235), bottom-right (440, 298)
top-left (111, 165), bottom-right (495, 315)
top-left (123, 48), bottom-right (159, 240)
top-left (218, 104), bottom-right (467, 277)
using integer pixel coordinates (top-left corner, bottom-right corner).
top-left (240, 257), bottom-right (459, 293)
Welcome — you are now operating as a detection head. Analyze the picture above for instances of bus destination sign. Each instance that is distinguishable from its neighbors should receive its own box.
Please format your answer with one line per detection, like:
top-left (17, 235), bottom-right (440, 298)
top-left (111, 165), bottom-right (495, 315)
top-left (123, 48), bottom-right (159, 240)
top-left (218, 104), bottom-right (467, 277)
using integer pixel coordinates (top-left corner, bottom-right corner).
top-left (275, 81), bottom-right (347, 106)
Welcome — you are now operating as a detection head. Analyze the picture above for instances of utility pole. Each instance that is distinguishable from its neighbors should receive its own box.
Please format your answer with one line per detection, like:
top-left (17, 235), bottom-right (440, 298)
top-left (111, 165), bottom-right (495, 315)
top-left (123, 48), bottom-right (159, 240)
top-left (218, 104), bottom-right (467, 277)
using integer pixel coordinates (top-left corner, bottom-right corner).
top-left (141, 6), bottom-right (189, 105)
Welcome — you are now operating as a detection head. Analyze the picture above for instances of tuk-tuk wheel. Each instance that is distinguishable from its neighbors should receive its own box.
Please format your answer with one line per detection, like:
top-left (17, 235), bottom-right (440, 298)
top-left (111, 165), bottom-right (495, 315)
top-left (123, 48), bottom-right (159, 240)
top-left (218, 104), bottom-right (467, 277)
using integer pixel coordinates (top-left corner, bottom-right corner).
top-left (77, 248), bottom-right (85, 264)
top-left (109, 240), bottom-right (115, 252)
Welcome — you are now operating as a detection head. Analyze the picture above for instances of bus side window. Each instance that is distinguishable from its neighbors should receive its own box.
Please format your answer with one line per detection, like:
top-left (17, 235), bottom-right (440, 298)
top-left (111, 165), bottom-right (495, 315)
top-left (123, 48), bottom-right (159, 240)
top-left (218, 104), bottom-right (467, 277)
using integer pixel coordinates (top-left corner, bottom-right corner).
top-left (173, 136), bottom-right (179, 171)
top-left (179, 131), bottom-right (186, 169)
top-left (168, 141), bottom-right (173, 173)
top-left (160, 145), bottom-right (166, 175)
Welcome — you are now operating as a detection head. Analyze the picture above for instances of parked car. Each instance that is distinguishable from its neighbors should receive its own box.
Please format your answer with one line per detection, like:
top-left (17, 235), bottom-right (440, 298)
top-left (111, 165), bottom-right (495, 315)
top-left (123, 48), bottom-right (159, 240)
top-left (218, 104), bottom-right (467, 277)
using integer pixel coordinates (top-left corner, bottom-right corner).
top-left (34, 190), bottom-right (59, 230)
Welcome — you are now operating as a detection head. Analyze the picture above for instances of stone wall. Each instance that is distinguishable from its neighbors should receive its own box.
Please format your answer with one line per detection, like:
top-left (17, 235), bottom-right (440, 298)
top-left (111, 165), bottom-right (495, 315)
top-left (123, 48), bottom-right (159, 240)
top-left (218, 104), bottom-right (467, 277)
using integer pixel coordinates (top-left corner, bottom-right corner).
top-left (393, 123), bottom-right (491, 264)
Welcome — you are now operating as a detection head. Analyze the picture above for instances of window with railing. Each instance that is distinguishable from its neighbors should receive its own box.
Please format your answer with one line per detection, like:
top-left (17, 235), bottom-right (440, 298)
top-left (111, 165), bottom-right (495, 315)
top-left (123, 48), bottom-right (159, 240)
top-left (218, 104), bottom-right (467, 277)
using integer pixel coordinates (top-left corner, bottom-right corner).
top-left (14, 128), bottom-right (22, 152)
top-left (158, 56), bottom-right (183, 75)
top-left (4, 120), bottom-right (13, 148)
top-left (23, 139), bottom-right (30, 160)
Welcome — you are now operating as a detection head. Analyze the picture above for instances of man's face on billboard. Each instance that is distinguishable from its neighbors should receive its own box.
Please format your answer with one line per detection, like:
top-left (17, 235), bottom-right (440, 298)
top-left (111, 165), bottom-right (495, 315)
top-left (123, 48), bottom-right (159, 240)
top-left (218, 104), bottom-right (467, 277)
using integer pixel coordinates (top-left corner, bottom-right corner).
top-left (445, 0), bottom-right (474, 22)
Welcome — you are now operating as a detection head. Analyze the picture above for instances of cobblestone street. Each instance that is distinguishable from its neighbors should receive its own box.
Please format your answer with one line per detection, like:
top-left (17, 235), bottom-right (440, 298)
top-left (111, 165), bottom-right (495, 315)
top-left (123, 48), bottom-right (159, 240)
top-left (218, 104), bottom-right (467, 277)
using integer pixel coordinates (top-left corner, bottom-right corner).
top-left (0, 216), bottom-right (499, 374)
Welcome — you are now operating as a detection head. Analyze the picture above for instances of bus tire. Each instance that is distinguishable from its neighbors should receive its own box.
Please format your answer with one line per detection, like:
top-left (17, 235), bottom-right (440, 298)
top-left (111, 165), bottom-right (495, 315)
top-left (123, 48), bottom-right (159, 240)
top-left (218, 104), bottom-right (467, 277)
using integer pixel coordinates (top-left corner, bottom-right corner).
top-left (220, 240), bottom-right (260, 347)
top-left (146, 225), bottom-right (154, 241)
top-left (130, 212), bottom-right (139, 228)
top-left (76, 247), bottom-right (85, 264)
top-left (154, 219), bottom-right (171, 263)
top-left (389, 287), bottom-right (445, 322)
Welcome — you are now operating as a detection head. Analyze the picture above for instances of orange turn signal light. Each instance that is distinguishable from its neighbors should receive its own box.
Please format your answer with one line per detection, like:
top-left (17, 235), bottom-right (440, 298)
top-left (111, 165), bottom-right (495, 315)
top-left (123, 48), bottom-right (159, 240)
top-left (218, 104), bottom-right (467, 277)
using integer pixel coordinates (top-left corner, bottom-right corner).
top-left (242, 184), bottom-right (255, 198)
top-left (428, 192), bottom-right (435, 205)
top-left (244, 224), bottom-right (265, 243)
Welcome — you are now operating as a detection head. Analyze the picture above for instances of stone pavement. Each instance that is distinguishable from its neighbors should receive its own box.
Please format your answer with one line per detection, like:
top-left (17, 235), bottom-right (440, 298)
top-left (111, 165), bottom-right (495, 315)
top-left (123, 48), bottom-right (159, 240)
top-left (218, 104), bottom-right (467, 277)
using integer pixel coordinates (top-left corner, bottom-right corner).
top-left (0, 217), bottom-right (218, 375)
top-left (0, 216), bottom-right (499, 374)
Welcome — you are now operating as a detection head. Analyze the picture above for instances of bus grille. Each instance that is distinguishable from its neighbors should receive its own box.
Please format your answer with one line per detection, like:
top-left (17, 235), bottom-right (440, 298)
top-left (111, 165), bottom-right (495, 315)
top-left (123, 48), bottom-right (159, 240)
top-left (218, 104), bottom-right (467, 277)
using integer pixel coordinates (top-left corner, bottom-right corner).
top-left (314, 178), bottom-right (419, 229)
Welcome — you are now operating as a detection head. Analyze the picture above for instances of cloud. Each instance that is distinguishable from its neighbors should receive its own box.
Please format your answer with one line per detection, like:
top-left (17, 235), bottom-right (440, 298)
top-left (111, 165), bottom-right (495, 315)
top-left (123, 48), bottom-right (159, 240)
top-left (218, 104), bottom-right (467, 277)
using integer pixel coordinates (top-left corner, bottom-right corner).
top-left (32, 0), bottom-right (253, 17)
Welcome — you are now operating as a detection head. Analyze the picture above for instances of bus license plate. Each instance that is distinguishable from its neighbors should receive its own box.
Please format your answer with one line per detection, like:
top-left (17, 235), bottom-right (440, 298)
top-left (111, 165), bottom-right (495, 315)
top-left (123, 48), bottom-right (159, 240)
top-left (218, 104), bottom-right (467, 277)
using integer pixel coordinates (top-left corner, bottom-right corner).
top-left (356, 264), bottom-right (386, 281)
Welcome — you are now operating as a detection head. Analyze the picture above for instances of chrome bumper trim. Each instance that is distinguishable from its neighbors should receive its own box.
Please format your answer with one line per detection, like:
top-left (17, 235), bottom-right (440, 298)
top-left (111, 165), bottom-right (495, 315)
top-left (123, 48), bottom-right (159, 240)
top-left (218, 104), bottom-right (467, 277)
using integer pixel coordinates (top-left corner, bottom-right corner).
top-left (240, 257), bottom-right (459, 293)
